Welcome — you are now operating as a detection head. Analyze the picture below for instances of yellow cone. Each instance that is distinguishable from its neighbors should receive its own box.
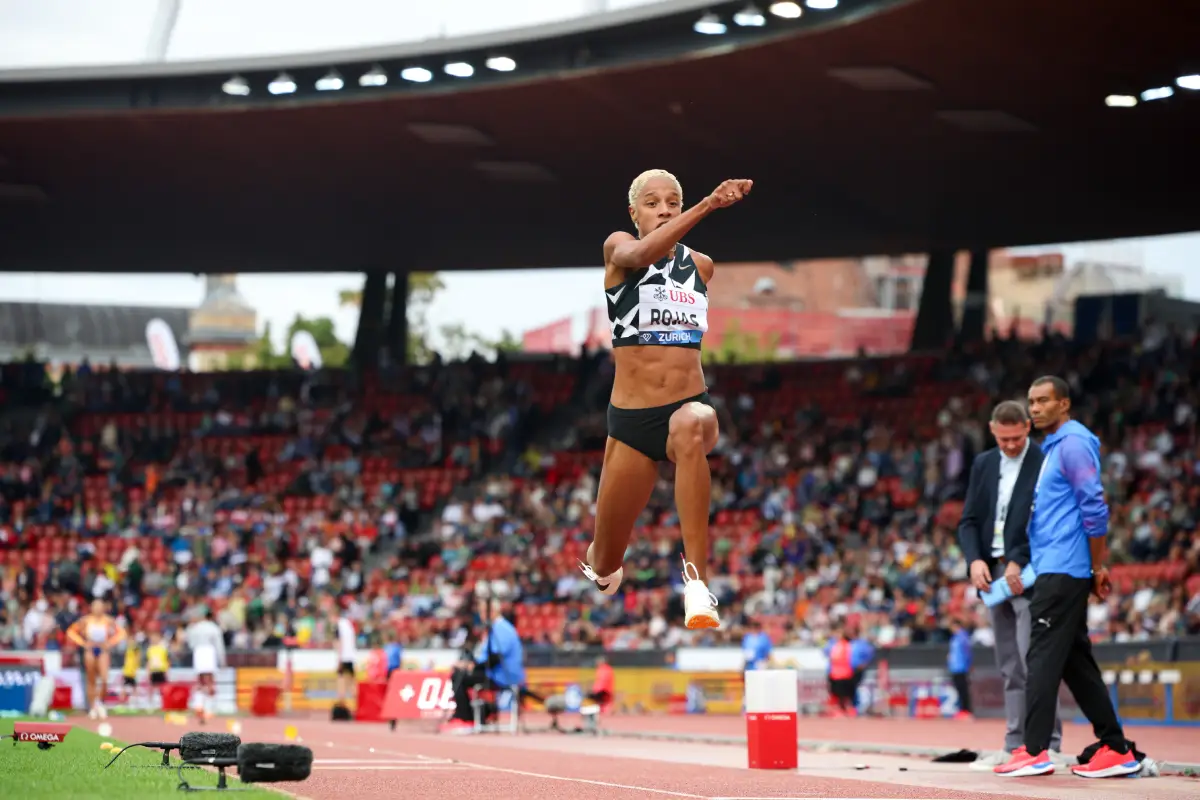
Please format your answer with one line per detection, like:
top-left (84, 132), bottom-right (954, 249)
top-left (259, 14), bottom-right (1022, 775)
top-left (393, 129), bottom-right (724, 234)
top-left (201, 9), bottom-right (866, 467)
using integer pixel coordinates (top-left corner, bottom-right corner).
top-left (100, 742), bottom-right (113, 751)
top-left (283, 725), bottom-right (298, 741)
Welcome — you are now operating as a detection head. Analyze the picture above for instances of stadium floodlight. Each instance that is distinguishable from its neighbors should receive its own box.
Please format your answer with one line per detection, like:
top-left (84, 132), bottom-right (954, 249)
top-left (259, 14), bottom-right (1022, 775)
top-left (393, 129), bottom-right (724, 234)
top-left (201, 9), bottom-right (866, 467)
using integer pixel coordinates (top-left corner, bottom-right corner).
top-left (1176, 74), bottom-right (1200, 90)
top-left (1104, 95), bottom-right (1137, 108)
top-left (268, 73), bottom-right (296, 95)
top-left (693, 13), bottom-right (727, 34)
top-left (1140, 86), bottom-right (1173, 102)
top-left (486, 56), bottom-right (517, 72)
top-left (221, 76), bottom-right (250, 96)
top-left (315, 70), bottom-right (344, 91)
top-left (733, 5), bottom-right (766, 26)
top-left (806, 0), bottom-right (838, 9)
top-left (401, 67), bottom-right (434, 83)
top-left (359, 66), bottom-right (388, 87)
top-left (768, 2), bottom-right (803, 20)
top-left (445, 61), bottom-right (475, 78)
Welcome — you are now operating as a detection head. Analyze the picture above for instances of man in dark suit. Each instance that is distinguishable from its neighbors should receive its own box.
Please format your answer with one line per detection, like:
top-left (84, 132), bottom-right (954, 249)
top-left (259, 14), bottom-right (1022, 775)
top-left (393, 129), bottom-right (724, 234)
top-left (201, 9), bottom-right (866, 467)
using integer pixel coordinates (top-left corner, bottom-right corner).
top-left (957, 400), bottom-right (1063, 768)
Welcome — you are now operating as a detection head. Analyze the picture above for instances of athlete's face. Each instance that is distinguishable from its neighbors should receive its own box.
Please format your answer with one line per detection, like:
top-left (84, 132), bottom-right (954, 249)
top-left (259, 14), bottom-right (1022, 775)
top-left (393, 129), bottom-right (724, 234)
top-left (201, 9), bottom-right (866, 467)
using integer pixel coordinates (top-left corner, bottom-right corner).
top-left (1028, 382), bottom-right (1069, 431)
top-left (630, 177), bottom-right (682, 238)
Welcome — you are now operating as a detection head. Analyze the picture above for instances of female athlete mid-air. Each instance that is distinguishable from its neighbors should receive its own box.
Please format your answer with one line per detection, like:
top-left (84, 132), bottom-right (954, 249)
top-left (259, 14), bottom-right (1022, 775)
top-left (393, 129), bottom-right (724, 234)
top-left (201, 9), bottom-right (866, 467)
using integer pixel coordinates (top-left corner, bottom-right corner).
top-left (67, 599), bottom-right (126, 719)
top-left (580, 170), bottom-right (752, 630)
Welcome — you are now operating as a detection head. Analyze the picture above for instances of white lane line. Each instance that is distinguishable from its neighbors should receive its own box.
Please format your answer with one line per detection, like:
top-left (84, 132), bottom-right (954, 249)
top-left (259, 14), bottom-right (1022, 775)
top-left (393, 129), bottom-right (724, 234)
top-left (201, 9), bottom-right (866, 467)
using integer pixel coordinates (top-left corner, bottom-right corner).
top-left (313, 758), bottom-right (455, 765)
top-left (312, 765), bottom-right (476, 771)
top-left (454, 761), bottom-right (709, 798)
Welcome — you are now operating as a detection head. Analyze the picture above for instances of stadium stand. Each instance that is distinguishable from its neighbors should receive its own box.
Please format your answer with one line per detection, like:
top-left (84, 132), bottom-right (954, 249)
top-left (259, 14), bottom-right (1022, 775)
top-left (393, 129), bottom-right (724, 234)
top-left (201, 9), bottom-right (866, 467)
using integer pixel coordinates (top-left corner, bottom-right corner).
top-left (2, 327), bottom-right (1199, 664)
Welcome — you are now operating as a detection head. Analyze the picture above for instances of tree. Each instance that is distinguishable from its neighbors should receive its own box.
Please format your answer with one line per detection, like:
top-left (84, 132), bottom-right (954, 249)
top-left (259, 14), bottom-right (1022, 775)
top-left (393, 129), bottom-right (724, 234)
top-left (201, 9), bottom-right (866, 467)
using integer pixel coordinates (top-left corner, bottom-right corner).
top-left (437, 323), bottom-right (524, 361)
top-left (339, 272), bottom-right (445, 365)
top-left (223, 316), bottom-right (348, 370)
top-left (286, 314), bottom-right (350, 368)
top-left (703, 320), bottom-right (779, 364)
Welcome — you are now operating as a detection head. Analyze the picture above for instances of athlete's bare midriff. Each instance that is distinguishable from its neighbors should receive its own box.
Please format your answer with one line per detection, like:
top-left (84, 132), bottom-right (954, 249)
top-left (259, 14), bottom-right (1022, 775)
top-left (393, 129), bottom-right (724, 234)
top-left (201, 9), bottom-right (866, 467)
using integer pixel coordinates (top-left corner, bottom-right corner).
top-left (610, 345), bottom-right (706, 409)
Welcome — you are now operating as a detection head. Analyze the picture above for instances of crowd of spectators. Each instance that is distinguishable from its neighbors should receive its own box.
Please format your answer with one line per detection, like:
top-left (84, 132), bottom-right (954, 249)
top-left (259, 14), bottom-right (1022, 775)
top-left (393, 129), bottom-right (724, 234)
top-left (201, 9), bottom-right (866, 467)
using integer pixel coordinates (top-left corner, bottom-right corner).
top-left (1, 323), bottom-right (1198, 664)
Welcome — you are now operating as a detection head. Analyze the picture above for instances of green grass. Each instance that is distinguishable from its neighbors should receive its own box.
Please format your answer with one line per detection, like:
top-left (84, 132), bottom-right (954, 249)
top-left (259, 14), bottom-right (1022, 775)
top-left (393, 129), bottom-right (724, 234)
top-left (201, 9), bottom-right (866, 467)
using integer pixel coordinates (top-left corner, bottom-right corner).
top-left (0, 719), bottom-right (282, 800)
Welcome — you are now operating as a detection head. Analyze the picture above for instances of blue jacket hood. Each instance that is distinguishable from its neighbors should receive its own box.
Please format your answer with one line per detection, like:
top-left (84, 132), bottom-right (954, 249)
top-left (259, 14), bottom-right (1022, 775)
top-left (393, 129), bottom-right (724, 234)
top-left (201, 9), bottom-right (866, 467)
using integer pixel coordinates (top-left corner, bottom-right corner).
top-left (1042, 419), bottom-right (1099, 451)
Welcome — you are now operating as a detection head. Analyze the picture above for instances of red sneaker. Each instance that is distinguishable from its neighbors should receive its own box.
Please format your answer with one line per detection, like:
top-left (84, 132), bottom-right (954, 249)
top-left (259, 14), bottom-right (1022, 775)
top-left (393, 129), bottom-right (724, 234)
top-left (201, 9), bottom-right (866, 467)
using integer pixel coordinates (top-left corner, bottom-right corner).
top-left (1071, 745), bottom-right (1142, 778)
top-left (994, 746), bottom-right (1054, 777)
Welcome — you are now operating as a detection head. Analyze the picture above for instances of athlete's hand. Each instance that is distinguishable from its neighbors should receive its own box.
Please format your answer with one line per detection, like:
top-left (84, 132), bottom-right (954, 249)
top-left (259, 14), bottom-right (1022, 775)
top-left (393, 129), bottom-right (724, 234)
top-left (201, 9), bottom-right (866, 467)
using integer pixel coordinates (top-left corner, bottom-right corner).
top-left (1092, 566), bottom-right (1112, 601)
top-left (707, 179), bottom-right (753, 209)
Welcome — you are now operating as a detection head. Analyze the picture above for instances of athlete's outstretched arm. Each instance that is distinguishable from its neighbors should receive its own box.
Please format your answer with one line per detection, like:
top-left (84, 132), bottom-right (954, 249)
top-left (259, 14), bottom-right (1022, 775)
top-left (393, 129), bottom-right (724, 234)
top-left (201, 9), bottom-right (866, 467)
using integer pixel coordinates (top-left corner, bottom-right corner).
top-left (606, 178), bottom-right (752, 270)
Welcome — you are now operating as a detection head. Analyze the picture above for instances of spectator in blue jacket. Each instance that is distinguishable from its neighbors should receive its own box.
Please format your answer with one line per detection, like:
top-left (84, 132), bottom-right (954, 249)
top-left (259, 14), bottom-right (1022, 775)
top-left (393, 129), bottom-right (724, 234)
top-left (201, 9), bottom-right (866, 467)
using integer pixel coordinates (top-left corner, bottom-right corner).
top-left (947, 617), bottom-right (973, 718)
top-left (996, 376), bottom-right (1139, 779)
top-left (742, 619), bottom-right (773, 671)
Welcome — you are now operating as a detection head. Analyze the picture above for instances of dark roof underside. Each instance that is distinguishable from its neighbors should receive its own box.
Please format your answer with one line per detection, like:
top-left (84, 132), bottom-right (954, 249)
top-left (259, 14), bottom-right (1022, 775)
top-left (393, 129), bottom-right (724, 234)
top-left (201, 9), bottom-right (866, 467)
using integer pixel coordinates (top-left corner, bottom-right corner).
top-left (0, 0), bottom-right (1198, 274)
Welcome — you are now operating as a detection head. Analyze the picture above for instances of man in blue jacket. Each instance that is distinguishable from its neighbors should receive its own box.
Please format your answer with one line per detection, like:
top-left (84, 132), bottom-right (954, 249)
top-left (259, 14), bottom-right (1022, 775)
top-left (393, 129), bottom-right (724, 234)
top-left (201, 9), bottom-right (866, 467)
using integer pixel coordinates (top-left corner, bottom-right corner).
top-left (995, 376), bottom-right (1140, 780)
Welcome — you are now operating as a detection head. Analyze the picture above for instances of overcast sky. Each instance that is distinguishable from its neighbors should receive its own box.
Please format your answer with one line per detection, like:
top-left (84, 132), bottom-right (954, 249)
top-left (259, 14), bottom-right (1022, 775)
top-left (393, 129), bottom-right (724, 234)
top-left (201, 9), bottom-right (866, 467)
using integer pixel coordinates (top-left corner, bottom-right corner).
top-left (4, 234), bottom-right (1199, 353)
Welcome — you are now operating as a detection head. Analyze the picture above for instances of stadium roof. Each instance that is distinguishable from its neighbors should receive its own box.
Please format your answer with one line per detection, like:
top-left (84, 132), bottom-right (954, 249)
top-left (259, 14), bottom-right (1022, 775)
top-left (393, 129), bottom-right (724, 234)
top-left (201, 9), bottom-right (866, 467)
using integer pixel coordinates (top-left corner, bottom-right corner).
top-left (0, 302), bottom-right (190, 366)
top-left (0, 0), bottom-right (1198, 274)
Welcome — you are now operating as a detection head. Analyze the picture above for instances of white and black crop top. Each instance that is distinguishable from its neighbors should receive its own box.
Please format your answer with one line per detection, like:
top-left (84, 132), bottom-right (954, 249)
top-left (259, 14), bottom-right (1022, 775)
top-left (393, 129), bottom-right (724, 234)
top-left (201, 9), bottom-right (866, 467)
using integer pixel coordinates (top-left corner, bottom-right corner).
top-left (606, 243), bottom-right (709, 350)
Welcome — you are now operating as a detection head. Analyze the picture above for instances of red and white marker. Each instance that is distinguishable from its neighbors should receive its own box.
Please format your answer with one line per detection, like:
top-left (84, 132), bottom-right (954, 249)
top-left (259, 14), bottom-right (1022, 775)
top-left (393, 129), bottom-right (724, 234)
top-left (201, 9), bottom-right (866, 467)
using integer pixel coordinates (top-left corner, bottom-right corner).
top-left (744, 669), bottom-right (798, 770)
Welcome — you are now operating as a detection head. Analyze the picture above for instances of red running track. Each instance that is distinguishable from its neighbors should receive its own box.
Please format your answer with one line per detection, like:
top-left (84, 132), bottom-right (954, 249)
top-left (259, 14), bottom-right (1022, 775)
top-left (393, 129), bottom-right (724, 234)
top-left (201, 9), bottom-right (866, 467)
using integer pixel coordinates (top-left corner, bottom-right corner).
top-left (89, 714), bottom-right (1200, 800)
top-left (572, 714), bottom-right (1200, 764)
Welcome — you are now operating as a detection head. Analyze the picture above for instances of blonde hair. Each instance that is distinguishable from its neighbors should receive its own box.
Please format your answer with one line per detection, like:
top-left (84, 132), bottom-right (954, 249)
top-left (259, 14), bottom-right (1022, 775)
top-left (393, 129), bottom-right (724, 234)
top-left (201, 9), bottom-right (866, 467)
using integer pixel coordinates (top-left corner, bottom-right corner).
top-left (627, 169), bottom-right (683, 208)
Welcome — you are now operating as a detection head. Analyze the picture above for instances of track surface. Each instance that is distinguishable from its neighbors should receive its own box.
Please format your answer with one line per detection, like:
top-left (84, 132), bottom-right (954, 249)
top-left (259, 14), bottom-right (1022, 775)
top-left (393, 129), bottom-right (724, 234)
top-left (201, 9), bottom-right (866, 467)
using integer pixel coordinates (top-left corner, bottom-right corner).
top-left (573, 714), bottom-right (1198, 764)
top-left (93, 713), bottom-right (1199, 800)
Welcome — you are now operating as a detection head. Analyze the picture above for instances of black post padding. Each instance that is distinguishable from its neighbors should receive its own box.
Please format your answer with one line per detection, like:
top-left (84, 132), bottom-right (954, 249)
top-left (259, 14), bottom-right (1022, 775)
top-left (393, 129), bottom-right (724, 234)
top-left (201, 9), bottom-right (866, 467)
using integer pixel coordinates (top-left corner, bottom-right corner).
top-left (235, 743), bottom-right (314, 783)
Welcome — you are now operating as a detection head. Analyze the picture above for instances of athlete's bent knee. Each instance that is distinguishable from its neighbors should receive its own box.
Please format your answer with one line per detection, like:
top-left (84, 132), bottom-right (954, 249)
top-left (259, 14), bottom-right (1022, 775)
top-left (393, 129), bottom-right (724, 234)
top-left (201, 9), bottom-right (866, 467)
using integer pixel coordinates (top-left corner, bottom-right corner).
top-left (668, 407), bottom-right (708, 460)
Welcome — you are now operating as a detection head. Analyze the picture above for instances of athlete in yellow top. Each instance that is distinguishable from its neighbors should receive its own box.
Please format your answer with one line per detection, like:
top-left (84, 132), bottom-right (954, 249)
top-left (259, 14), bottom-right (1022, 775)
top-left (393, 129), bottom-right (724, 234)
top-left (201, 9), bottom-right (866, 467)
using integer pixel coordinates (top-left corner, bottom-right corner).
top-left (66, 599), bottom-right (125, 719)
top-left (146, 631), bottom-right (171, 708)
top-left (121, 634), bottom-right (142, 706)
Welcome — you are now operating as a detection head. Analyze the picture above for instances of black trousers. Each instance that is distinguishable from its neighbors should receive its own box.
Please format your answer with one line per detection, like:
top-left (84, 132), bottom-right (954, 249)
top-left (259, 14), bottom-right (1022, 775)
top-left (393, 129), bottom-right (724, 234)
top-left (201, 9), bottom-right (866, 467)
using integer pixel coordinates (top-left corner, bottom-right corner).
top-left (1024, 574), bottom-right (1126, 754)
top-left (951, 672), bottom-right (972, 714)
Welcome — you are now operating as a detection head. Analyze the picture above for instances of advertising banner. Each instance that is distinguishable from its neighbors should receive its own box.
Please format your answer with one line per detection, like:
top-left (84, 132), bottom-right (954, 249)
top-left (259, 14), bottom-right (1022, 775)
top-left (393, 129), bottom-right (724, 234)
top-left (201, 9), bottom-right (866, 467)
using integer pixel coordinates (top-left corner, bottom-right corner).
top-left (0, 662), bottom-right (41, 713)
top-left (1105, 662), bottom-right (1200, 725)
top-left (380, 670), bottom-right (455, 721)
top-left (524, 667), bottom-right (744, 714)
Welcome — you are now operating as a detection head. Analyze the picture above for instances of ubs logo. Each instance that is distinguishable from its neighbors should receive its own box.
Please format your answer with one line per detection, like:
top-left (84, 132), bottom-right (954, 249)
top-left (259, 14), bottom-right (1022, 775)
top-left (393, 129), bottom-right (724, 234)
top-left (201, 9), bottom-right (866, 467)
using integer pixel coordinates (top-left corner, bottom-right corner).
top-left (653, 287), bottom-right (667, 301)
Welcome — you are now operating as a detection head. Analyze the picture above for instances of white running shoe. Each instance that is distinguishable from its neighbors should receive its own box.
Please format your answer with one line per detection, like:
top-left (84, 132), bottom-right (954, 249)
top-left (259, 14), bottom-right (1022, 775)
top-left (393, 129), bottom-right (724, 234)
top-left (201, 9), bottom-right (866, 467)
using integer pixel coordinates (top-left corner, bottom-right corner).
top-left (579, 561), bottom-right (623, 595)
top-left (969, 752), bottom-right (1007, 771)
top-left (681, 558), bottom-right (720, 630)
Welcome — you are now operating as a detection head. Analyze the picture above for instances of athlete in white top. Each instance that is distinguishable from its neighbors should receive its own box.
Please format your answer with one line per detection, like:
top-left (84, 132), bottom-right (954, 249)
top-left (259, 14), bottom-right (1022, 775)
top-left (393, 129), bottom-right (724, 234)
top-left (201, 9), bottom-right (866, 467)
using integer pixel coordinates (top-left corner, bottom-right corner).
top-left (185, 609), bottom-right (226, 723)
top-left (335, 613), bottom-right (358, 704)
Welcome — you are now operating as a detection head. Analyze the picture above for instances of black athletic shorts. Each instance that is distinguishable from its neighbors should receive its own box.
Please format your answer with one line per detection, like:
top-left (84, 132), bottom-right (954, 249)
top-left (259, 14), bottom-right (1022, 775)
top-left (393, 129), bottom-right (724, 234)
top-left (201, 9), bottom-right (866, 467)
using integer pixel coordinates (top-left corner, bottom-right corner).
top-left (338, 661), bottom-right (356, 677)
top-left (608, 392), bottom-right (712, 462)
top-left (150, 672), bottom-right (167, 686)
top-left (123, 675), bottom-right (137, 688)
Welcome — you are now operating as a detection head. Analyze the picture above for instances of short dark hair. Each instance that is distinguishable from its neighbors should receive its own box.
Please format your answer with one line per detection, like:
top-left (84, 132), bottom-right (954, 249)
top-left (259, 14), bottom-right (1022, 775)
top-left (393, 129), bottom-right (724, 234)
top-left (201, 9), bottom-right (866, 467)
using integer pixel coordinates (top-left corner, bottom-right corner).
top-left (1031, 375), bottom-right (1070, 401)
top-left (991, 400), bottom-right (1029, 426)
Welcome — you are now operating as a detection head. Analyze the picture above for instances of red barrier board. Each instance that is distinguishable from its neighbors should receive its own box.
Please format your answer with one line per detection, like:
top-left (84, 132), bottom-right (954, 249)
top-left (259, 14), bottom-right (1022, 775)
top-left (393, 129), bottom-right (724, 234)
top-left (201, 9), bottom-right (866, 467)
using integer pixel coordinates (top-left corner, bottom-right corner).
top-left (355, 681), bottom-right (388, 722)
top-left (14, 722), bottom-right (71, 743)
top-left (380, 670), bottom-right (455, 721)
